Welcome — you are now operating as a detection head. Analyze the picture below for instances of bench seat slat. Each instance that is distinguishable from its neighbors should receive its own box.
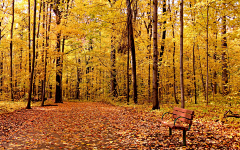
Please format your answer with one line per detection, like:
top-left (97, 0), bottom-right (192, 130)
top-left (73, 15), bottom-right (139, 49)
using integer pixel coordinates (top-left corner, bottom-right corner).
top-left (160, 119), bottom-right (189, 131)
top-left (172, 110), bottom-right (194, 120)
top-left (173, 116), bottom-right (192, 124)
top-left (174, 107), bottom-right (194, 115)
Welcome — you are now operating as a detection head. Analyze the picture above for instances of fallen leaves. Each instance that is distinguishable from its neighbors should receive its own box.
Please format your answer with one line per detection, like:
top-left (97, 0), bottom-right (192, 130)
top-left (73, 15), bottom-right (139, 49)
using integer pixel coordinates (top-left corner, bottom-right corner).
top-left (0, 102), bottom-right (239, 149)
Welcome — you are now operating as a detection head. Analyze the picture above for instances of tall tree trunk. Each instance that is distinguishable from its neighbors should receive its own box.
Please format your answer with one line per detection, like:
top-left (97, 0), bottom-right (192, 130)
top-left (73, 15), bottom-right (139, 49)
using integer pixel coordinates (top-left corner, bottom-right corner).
top-left (190, 1), bottom-right (197, 104)
top-left (41, 0), bottom-right (46, 106)
top-left (127, 0), bottom-right (137, 104)
top-left (180, 0), bottom-right (185, 108)
top-left (206, 2), bottom-right (209, 105)
top-left (10, 0), bottom-right (15, 101)
top-left (0, 16), bottom-right (3, 93)
top-left (148, 27), bottom-right (152, 103)
top-left (213, 32), bottom-right (217, 95)
top-left (28, 0), bottom-right (31, 74)
top-left (110, 25), bottom-right (118, 97)
top-left (170, 0), bottom-right (179, 104)
top-left (35, 0), bottom-right (42, 100)
top-left (53, 0), bottom-right (63, 103)
top-left (76, 58), bottom-right (81, 99)
top-left (26, 0), bottom-right (37, 109)
top-left (222, 1), bottom-right (228, 96)
top-left (198, 48), bottom-right (206, 97)
top-left (144, 0), bottom-right (152, 103)
top-left (41, 2), bottom-right (50, 106)
top-left (152, 0), bottom-right (159, 110)
top-left (159, 0), bottom-right (166, 62)
top-left (108, 1), bottom-right (118, 98)
top-left (127, 24), bottom-right (130, 104)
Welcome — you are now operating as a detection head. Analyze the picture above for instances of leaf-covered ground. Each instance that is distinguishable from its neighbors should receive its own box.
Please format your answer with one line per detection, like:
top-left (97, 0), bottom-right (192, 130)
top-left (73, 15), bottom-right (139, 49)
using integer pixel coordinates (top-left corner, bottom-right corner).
top-left (0, 101), bottom-right (239, 149)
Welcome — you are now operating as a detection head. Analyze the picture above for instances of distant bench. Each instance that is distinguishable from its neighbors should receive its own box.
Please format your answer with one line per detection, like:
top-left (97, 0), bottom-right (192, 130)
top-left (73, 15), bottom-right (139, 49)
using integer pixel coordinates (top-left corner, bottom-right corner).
top-left (160, 107), bottom-right (195, 146)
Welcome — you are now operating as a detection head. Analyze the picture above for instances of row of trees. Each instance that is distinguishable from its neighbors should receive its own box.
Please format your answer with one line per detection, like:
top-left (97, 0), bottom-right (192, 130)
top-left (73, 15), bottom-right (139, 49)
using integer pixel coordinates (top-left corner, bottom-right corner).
top-left (0, 0), bottom-right (239, 109)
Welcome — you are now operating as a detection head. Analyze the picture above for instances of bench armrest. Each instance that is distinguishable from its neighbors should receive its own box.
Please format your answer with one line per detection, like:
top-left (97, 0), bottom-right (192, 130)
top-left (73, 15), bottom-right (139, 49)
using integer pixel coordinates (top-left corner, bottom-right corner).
top-left (161, 112), bottom-right (172, 120)
top-left (174, 116), bottom-right (192, 130)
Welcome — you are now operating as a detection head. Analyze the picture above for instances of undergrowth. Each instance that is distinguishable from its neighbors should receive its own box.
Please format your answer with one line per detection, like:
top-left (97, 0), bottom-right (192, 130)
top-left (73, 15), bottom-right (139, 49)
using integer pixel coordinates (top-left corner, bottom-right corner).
top-left (1, 94), bottom-right (240, 128)
top-left (0, 99), bottom-right (55, 114)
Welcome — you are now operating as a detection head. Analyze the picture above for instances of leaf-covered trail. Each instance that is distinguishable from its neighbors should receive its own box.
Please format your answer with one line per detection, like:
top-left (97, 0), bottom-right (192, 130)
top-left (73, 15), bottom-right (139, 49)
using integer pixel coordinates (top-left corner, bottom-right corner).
top-left (0, 102), bottom-right (239, 149)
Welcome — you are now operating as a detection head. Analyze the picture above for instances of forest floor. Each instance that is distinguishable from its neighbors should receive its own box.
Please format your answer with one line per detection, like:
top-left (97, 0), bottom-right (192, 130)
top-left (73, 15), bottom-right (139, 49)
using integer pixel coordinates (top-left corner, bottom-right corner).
top-left (0, 100), bottom-right (240, 149)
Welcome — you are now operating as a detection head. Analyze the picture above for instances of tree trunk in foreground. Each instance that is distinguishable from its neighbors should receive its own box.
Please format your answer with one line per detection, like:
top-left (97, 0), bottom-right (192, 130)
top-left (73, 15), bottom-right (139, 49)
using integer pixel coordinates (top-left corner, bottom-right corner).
top-left (10, 0), bottom-right (14, 101)
top-left (26, 0), bottom-right (37, 109)
top-left (127, 0), bottom-right (137, 104)
top-left (53, 0), bottom-right (63, 103)
top-left (152, 0), bottom-right (159, 110)
top-left (180, 0), bottom-right (185, 108)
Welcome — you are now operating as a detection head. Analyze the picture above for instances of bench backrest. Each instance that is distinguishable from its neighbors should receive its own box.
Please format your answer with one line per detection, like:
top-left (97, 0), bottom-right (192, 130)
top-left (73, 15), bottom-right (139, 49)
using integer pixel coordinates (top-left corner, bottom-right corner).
top-left (173, 107), bottom-right (194, 125)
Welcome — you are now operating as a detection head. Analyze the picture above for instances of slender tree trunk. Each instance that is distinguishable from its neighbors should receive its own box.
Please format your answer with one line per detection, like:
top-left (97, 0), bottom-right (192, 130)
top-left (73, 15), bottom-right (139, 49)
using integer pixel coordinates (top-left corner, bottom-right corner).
top-left (33, 0), bottom-right (42, 100)
top-left (40, 0), bottom-right (45, 102)
top-left (193, 43), bottom-right (197, 104)
top-left (127, 0), bottom-right (137, 104)
top-left (84, 50), bottom-right (90, 101)
top-left (152, 0), bottom-right (159, 110)
top-left (145, 0), bottom-right (152, 103)
top-left (206, 2), bottom-right (209, 105)
top-left (10, 0), bottom-right (15, 101)
top-left (108, 0), bottom-right (118, 98)
top-left (159, 0), bottom-right (166, 62)
top-left (190, 1), bottom-right (197, 104)
top-left (222, 1), bottom-right (228, 96)
top-left (41, 2), bottom-right (50, 106)
top-left (43, 3), bottom-right (51, 104)
top-left (127, 23), bottom-right (130, 104)
top-left (180, 0), bottom-right (184, 108)
top-left (170, 0), bottom-right (179, 104)
top-left (110, 25), bottom-right (118, 97)
top-left (28, 0), bottom-right (31, 74)
top-left (53, 0), bottom-right (63, 103)
top-left (0, 17), bottom-right (3, 93)
top-left (144, 0), bottom-right (152, 103)
top-left (198, 49), bottom-right (206, 97)
top-left (26, 0), bottom-right (37, 109)
top-left (213, 32), bottom-right (217, 95)
top-left (76, 58), bottom-right (81, 99)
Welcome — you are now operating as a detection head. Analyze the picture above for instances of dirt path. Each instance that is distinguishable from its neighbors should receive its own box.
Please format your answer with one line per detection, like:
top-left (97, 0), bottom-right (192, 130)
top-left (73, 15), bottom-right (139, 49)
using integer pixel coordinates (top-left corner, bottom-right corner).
top-left (0, 102), bottom-right (239, 149)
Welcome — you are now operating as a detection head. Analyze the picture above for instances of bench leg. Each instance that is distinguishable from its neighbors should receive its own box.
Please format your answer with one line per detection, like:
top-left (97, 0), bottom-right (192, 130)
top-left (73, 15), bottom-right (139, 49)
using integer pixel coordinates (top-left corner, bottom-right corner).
top-left (183, 130), bottom-right (186, 146)
top-left (169, 128), bottom-right (172, 135)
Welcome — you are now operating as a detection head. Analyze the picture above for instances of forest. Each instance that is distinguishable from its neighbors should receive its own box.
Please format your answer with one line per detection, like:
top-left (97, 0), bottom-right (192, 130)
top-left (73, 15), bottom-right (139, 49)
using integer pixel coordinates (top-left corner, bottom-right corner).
top-left (0, 0), bottom-right (240, 149)
top-left (0, 0), bottom-right (239, 107)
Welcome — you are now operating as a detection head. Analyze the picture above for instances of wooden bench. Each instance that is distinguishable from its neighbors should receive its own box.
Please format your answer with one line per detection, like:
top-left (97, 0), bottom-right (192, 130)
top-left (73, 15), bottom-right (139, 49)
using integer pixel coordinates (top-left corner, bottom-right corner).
top-left (160, 107), bottom-right (194, 146)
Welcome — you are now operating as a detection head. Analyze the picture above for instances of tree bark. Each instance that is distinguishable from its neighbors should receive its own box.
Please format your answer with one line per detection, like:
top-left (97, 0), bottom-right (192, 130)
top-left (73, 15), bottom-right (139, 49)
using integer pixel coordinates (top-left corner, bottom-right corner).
top-left (152, 0), bottom-right (159, 110)
top-left (213, 32), bottom-right (217, 95)
top-left (170, 0), bottom-right (179, 104)
top-left (0, 14), bottom-right (3, 93)
top-left (159, 0), bottom-right (166, 62)
top-left (10, 0), bottom-right (15, 101)
top-left (41, 2), bottom-right (51, 106)
top-left (26, 0), bottom-right (37, 109)
top-left (110, 25), bottom-right (118, 97)
top-left (144, 0), bottom-right (152, 103)
top-left (222, 1), bottom-right (228, 96)
top-left (190, 1), bottom-right (197, 104)
top-left (206, 2), bottom-right (209, 105)
top-left (76, 58), bottom-right (81, 99)
top-left (127, 0), bottom-right (137, 104)
top-left (53, 0), bottom-right (63, 103)
top-left (127, 23), bottom-right (130, 104)
top-left (180, 0), bottom-right (185, 108)
top-left (28, 0), bottom-right (31, 74)
top-left (198, 47), bottom-right (206, 98)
